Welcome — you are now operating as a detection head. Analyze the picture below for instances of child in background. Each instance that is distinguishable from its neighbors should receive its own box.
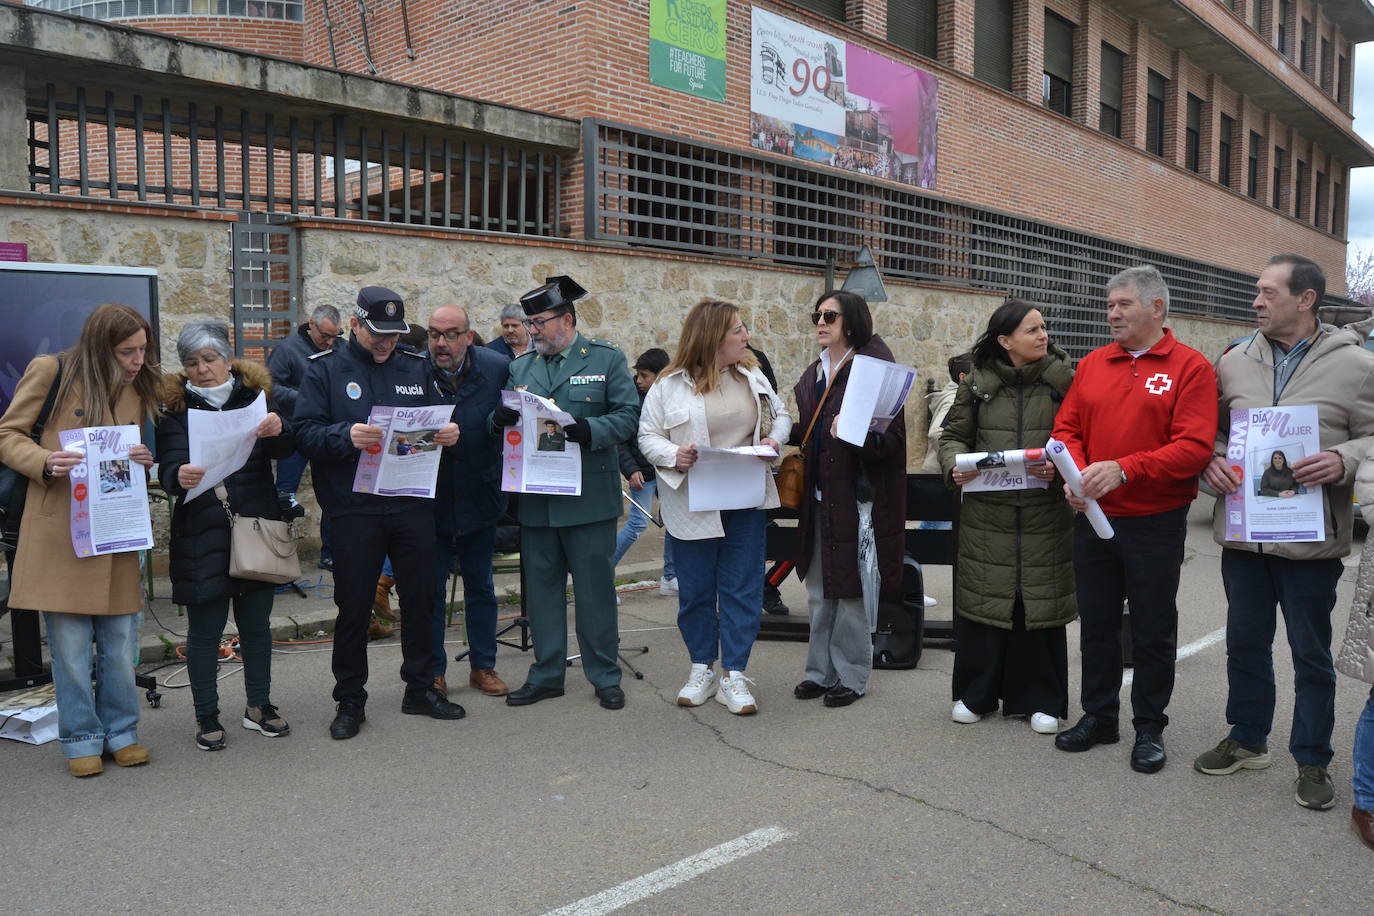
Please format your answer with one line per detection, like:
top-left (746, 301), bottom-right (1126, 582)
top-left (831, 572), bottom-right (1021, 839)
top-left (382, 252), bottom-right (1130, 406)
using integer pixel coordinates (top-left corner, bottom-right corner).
top-left (614, 348), bottom-right (676, 594)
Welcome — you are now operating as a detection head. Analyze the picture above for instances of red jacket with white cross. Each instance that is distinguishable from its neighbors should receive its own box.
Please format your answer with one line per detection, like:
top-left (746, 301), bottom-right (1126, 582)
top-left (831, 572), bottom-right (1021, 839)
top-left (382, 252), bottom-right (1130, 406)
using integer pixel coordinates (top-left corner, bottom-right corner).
top-left (1052, 328), bottom-right (1218, 517)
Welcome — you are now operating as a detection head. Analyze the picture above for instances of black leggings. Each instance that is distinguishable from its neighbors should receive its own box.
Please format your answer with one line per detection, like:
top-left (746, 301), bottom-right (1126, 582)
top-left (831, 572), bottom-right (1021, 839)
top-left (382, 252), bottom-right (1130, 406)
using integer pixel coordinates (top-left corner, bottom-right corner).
top-left (185, 586), bottom-right (275, 719)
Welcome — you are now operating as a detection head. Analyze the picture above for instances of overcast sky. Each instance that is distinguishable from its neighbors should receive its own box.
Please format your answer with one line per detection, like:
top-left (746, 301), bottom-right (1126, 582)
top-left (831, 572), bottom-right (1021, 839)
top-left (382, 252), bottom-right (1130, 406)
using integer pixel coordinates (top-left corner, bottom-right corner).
top-left (1349, 43), bottom-right (1374, 260)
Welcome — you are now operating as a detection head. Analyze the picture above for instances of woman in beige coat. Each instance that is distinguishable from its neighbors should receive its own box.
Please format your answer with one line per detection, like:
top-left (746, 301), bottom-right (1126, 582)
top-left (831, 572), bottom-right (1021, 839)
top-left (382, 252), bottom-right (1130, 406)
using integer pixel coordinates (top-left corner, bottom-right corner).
top-left (0, 304), bottom-right (161, 777)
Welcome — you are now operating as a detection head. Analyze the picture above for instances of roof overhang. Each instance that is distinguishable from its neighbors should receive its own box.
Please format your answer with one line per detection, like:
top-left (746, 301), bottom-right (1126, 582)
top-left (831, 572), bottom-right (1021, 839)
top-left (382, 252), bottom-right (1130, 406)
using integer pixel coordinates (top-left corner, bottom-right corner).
top-left (0, 3), bottom-right (581, 150)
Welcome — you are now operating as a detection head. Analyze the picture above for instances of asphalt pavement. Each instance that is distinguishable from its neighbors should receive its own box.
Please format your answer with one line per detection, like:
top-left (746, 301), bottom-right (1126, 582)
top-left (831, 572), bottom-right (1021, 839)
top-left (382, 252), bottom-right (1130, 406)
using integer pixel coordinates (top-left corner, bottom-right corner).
top-left (2, 498), bottom-right (1372, 915)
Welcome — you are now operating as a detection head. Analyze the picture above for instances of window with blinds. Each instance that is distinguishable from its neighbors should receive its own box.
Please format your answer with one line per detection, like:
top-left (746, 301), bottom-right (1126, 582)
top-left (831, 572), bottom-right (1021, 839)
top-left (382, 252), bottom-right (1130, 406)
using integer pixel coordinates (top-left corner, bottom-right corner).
top-left (1185, 94), bottom-right (1201, 172)
top-left (887, 0), bottom-right (938, 59)
top-left (789, 0), bottom-right (845, 20)
top-left (1099, 43), bottom-right (1124, 138)
top-left (1146, 71), bottom-right (1166, 158)
top-left (974, 0), bottom-right (1013, 90)
top-left (1219, 115), bottom-right (1234, 188)
top-left (1248, 131), bottom-right (1261, 199)
top-left (1315, 171), bottom-right (1326, 231)
top-left (1273, 146), bottom-right (1286, 210)
top-left (1043, 12), bottom-right (1074, 116)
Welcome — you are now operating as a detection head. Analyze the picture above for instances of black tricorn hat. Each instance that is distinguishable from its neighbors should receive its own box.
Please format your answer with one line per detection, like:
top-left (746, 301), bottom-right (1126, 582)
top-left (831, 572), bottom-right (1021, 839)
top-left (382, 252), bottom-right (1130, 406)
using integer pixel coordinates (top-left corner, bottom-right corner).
top-left (519, 275), bottom-right (587, 317)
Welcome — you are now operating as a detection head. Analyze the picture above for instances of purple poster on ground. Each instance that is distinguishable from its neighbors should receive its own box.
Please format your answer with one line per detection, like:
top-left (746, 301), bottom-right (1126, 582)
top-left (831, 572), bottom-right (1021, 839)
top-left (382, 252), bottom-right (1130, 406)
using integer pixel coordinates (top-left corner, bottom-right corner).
top-left (749, 6), bottom-right (938, 188)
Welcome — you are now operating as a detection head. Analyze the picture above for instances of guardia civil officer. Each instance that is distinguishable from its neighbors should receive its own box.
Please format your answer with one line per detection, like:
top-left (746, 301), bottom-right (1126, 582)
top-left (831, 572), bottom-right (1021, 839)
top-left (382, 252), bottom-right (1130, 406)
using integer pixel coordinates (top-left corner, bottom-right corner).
top-left (295, 286), bottom-right (465, 738)
top-left (490, 276), bottom-right (640, 709)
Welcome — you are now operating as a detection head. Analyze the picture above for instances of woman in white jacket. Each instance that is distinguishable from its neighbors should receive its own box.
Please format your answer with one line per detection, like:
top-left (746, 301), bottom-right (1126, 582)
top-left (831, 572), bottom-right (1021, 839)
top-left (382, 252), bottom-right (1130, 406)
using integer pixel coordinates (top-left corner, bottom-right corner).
top-left (638, 299), bottom-right (793, 714)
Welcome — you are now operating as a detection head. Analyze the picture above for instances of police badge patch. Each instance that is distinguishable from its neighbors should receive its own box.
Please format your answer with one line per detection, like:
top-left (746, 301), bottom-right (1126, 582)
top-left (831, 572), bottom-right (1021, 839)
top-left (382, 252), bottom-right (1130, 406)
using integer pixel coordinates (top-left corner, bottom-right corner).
top-left (346, 381), bottom-right (362, 400)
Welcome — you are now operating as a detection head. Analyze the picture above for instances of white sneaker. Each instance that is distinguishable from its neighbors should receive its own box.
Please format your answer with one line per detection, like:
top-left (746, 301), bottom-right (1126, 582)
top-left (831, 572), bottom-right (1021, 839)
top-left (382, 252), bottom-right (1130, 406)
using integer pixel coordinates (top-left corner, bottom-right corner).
top-left (715, 670), bottom-right (758, 715)
top-left (1030, 712), bottom-right (1060, 734)
top-left (923, 595), bottom-right (937, 607)
top-left (676, 663), bottom-right (716, 706)
top-left (659, 576), bottom-right (679, 596)
top-left (952, 700), bottom-right (982, 724)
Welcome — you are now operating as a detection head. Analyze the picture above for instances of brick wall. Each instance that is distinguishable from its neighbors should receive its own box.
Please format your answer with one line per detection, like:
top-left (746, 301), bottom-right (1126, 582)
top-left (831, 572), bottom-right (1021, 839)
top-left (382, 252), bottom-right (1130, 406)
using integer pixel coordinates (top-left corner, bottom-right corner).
top-left (58, 0), bottom-right (1363, 294)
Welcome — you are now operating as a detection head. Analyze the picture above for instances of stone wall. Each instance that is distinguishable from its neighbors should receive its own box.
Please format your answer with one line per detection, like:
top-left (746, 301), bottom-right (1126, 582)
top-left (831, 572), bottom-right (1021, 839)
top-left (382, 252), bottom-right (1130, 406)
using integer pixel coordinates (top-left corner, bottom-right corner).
top-left (0, 198), bottom-right (235, 369)
top-left (299, 221), bottom-right (1012, 466)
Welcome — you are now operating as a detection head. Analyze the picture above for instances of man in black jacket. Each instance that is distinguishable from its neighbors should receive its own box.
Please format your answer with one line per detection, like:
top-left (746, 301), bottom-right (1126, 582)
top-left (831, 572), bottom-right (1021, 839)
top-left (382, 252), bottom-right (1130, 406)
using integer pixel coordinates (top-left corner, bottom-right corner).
top-left (425, 305), bottom-right (511, 699)
top-left (268, 304), bottom-right (341, 564)
top-left (295, 287), bottom-right (465, 739)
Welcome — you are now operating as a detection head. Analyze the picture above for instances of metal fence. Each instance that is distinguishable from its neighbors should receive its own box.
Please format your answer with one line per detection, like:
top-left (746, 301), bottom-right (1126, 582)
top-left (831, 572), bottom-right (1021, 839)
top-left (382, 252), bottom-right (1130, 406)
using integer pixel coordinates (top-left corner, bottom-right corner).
top-left (25, 83), bottom-right (565, 237)
top-left (584, 119), bottom-right (1355, 357)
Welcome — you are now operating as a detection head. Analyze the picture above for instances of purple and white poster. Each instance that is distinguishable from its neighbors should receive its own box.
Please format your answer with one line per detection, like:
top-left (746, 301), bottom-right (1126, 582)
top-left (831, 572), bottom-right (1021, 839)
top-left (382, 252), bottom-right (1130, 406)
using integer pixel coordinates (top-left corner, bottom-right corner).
top-left (59, 425), bottom-right (154, 557)
top-left (1223, 405), bottom-right (1325, 543)
top-left (749, 6), bottom-right (938, 188)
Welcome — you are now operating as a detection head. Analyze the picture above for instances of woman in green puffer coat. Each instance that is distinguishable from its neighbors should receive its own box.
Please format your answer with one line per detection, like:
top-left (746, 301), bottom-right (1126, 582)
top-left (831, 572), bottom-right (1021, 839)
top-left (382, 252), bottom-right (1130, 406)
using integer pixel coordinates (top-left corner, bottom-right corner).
top-left (938, 299), bottom-right (1076, 736)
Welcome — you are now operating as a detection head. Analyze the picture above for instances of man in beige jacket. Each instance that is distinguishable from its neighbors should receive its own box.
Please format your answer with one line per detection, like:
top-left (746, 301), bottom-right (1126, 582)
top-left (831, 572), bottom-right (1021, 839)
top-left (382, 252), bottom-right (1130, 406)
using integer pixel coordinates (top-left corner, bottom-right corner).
top-left (1194, 254), bottom-right (1374, 812)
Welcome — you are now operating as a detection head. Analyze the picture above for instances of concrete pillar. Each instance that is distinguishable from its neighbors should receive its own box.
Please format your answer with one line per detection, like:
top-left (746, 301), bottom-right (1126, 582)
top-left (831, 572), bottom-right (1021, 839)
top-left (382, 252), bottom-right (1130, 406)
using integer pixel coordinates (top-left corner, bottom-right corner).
top-left (0, 66), bottom-right (28, 193)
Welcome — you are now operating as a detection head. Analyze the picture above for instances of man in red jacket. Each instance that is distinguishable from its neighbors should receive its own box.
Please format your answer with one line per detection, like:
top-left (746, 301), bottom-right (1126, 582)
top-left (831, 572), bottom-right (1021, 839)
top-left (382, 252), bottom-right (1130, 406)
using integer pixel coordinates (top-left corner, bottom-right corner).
top-left (1051, 265), bottom-right (1218, 774)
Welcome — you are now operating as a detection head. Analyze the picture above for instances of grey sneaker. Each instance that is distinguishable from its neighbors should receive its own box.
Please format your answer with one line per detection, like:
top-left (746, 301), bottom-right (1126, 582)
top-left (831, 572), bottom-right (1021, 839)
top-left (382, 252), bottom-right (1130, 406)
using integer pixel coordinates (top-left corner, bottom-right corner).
top-left (242, 703), bottom-right (290, 737)
top-left (1193, 737), bottom-right (1271, 775)
top-left (1295, 765), bottom-right (1336, 810)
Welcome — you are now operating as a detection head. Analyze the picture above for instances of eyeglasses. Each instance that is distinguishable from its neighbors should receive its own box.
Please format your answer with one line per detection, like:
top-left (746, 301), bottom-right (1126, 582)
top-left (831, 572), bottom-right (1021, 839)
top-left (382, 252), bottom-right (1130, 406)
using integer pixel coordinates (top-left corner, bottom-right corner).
top-left (521, 314), bottom-right (563, 331)
top-left (810, 310), bottom-right (842, 325)
top-left (427, 328), bottom-right (470, 342)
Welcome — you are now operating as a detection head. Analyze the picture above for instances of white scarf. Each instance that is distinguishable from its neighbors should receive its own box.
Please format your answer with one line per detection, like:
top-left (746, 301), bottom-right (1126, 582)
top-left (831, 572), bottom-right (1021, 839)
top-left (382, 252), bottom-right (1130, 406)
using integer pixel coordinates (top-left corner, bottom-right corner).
top-left (186, 376), bottom-right (234, 408)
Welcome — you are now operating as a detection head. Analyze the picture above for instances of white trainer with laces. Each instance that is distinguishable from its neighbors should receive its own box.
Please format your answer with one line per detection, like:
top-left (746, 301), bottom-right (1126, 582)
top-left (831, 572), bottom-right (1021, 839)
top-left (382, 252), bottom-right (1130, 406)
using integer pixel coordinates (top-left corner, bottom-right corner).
top-left (952, 700), bottom-right (982, 724)
top-left (676, 663), bottom-right (717, 706)
top-left (716, 670), bottom-right (758, 715)
top-left (1030, 712), bottom-right (1060, 734)
top-left (659, 576), bottom-right (679, 596)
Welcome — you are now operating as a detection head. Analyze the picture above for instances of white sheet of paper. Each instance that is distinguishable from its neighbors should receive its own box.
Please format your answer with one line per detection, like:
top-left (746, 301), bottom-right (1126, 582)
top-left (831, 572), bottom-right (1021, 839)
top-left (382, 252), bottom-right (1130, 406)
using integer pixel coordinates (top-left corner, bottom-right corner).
top-left (687, 448), bottom-right (768, 511)
top-left (186, 391), bottom-right (267, 501)
top-left (835, 355), bottom-right (917, 446)
top-left (351, 404), bottom-right (452, 498)
top-left (955, 449), bottom-right (1049, 493)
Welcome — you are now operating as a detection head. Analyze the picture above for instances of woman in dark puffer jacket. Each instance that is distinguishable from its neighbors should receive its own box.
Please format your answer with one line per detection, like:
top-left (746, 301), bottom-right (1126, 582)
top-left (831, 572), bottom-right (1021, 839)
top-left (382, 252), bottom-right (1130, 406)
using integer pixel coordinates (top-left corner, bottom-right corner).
top-left (938, 299), bottom-right (1076, 736)
top-left (156, 321), bottom-right (294, 751)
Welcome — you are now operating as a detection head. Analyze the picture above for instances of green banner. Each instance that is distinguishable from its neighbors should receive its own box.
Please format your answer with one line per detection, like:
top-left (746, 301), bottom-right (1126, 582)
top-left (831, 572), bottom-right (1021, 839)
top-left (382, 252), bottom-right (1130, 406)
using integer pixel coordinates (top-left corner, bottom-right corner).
top-left (649, 0), bottom-right (727, 102)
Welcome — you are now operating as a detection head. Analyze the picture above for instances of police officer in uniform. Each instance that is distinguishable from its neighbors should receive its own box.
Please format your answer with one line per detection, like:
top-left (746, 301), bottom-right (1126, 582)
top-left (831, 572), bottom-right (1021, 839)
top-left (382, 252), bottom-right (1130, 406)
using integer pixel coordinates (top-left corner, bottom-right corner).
top-left (491, 276), bottom-right (640, 709)
top-left (295, 286), bottom-right (466, 738)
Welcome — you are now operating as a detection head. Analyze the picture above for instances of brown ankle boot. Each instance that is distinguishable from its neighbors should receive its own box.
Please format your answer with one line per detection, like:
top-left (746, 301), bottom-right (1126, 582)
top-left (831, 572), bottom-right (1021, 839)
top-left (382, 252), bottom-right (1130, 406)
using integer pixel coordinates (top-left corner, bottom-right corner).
top-left (367, 615), bottom-right (396, 640)
top-left (373, 575), bottom-right (397, 621)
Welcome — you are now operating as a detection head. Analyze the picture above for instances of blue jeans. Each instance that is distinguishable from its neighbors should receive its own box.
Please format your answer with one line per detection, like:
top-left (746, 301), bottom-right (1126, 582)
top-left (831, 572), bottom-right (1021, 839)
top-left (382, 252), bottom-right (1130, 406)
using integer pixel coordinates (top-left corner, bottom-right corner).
top-left (43, 611), bottom-right (142, 759)
top-left (433, 526), bottom-right (500, 674)
top-left (613, 478), bottom-right (675, 579)
top-left (671, 508), bottom-right (764, 672)
top-left (1221, 549), bottom-right (1341, 766)
top-left (275, 451), bottom-right (309, 496)
top-left (1353, 686), bottom-right (1374, 810)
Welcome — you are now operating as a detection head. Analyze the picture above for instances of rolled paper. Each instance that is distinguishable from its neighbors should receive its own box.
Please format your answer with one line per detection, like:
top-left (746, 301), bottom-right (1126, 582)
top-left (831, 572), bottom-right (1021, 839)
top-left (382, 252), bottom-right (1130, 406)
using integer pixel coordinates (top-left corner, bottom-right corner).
top-left (953, 448), bottom-right (1048, 474)
top-left (1045, 437), bottom-right (1115, 539)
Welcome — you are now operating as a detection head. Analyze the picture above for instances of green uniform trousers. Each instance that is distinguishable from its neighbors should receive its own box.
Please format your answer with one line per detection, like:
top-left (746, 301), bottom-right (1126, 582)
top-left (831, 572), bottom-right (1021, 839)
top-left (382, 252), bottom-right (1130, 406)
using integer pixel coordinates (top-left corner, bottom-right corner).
top-left (521, 518), bottom-right (621, 689)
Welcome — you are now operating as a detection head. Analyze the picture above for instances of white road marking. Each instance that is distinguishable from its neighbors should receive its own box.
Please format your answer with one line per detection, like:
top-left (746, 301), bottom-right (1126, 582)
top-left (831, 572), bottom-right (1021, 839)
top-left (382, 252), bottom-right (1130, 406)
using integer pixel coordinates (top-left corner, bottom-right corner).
top-left (1122, 626), bottom-right (1226, 687)
top-left (544, 827), bottom-right (794, 916)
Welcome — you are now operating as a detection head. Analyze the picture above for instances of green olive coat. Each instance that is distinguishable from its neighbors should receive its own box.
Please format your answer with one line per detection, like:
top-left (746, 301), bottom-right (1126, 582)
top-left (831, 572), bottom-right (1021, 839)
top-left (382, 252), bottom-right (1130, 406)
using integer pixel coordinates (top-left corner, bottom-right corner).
top-left (937, 347), bottom-right (1076, 630)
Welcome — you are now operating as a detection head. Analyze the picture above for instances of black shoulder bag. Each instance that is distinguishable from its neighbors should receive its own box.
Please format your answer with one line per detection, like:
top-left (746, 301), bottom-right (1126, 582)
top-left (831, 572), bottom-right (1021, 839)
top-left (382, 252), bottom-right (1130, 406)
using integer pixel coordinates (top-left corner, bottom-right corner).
top-left (0, 359), bottom-right (64, 551)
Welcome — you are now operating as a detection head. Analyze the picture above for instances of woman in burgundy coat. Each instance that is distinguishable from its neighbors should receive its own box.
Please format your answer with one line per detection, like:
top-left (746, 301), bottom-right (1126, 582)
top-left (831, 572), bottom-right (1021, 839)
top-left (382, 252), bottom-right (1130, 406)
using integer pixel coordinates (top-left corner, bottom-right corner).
top-left (790, 290), bottom-right (907, 707)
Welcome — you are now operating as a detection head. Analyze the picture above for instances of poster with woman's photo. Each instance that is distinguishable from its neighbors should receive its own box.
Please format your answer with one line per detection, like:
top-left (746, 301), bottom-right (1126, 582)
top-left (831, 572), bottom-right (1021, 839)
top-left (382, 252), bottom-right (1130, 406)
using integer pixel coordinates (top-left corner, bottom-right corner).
top-left (58, 424), bottom-right (154, 557)
top-left (352, 405), bottom-right (452, 498)
top-left (1223, 405), bottom-right (1325, 543)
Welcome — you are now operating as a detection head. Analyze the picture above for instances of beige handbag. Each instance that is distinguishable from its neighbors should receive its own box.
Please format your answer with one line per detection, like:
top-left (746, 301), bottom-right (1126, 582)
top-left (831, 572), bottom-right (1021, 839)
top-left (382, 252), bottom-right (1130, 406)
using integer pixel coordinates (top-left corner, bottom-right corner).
top-left (216, 484), bottom-right (301, 585)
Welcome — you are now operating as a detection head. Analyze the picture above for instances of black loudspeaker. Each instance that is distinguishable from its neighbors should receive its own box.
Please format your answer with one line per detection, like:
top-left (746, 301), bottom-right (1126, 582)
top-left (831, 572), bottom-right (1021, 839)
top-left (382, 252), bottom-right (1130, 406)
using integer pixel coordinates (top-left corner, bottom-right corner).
top-left (872, 555), bottom-right (925, 669)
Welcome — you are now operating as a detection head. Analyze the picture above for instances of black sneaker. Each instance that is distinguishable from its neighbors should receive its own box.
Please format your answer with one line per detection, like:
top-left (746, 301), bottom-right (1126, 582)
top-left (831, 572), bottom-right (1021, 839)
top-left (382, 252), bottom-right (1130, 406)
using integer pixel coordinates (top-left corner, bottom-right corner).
top-left (195, 715), bottom-right (226, 751)
top-left (243, 703), bottom-right (290, 737)
top-left (763, 586), bottom-right (790, 616)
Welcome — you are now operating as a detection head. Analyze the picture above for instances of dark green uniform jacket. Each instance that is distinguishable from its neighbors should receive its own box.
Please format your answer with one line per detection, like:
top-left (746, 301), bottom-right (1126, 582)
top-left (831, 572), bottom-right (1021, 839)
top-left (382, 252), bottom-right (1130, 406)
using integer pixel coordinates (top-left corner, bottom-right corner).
top-left (503, 332), bottom-right (640, 527)
top-left (938, 346), bottom-right (1077, 630)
